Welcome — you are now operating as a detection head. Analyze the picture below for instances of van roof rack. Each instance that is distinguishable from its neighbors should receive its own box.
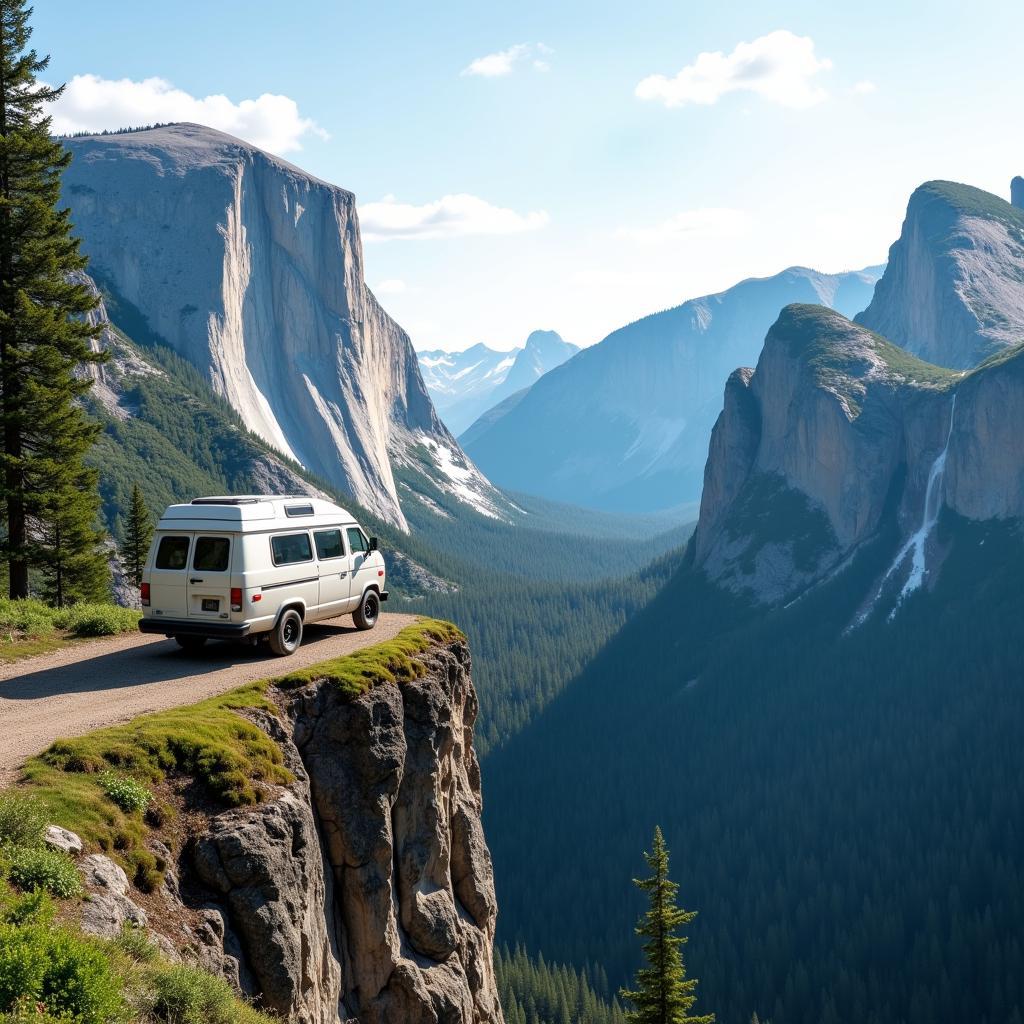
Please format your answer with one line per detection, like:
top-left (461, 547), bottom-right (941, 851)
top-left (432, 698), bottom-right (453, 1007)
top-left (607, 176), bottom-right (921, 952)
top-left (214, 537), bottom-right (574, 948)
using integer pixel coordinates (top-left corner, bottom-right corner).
top-left (190, 497), bottom-right (262, 505)
top-left (189, 495), bottom-right (309, 506)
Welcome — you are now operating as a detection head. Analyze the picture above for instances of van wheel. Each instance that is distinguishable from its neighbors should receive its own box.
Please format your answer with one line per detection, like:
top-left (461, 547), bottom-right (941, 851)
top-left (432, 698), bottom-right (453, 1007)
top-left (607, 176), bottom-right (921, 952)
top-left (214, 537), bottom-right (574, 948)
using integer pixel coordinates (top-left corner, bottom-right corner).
top-left (269, 609), bottom-right (303, 656)
top-left (354, 590), bottom-right (379, 631)
top-left (175, 635), bottom-right (206, 652)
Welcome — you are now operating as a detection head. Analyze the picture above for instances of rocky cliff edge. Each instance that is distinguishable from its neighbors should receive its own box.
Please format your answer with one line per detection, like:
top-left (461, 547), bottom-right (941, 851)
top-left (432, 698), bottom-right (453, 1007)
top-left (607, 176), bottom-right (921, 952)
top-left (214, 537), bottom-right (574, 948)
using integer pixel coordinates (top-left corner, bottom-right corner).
top-left (26, 621), bottom-right (504, 1024)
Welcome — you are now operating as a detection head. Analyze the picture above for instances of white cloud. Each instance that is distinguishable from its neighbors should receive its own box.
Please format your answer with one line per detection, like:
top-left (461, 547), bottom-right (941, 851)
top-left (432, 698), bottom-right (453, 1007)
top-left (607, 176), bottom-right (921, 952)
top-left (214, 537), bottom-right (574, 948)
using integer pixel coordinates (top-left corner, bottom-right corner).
top-left (616, 207), bottom-right (749, 243)
top-left (50, 74), bottom-right (326, 154)
top-left (461, 42), bottom-right (551, 77)
top-left (374, 278), bottom-right (407, 294)
top-left (635, 30), bottom-right (832, 109)
top-left (359, 193), bottom-right (549, 242)
top-left (851, 79), bottom-right (877, 94)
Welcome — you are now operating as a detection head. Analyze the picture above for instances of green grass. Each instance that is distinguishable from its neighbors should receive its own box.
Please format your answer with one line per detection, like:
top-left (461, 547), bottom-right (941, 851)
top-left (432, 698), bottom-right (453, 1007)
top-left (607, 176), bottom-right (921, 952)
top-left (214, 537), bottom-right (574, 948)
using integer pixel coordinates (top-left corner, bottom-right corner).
top-left (271, 617), bottom-right (463, 697)
top-left (20, 683), bottom-right (288, 891)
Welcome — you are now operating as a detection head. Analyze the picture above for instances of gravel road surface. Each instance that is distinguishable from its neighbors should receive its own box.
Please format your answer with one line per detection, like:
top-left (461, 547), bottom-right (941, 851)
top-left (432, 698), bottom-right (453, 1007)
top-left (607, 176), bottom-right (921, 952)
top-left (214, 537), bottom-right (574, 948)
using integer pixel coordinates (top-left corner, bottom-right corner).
top-left (0, 612), bottom-right (421, 787)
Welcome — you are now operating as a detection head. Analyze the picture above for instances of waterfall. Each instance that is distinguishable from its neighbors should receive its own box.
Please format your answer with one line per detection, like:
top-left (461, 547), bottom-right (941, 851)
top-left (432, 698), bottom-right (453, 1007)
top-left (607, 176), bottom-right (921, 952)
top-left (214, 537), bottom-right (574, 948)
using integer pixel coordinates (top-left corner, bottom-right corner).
top-left (879, 393), bottom-right (957, 614)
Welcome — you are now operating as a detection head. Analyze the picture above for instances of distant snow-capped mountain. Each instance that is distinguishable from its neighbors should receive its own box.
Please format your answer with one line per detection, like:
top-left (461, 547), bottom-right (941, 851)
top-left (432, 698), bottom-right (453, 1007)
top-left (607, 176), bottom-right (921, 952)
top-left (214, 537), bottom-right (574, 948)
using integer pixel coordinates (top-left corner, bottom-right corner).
top-left (418, 330), bottom-right (578, 435)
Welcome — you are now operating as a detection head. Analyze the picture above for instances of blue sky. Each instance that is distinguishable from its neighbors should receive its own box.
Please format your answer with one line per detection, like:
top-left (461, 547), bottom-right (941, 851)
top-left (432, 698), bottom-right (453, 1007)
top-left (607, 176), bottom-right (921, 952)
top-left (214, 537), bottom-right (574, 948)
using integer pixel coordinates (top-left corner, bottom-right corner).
top-left (35, 0), bottom-right (1024, 351)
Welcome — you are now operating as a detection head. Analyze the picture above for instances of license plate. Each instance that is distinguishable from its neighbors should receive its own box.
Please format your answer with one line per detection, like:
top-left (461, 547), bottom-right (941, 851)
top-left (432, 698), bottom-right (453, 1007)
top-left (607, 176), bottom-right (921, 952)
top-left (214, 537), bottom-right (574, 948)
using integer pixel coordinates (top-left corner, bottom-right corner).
top-left (202, 598), bottom-right (219, 612)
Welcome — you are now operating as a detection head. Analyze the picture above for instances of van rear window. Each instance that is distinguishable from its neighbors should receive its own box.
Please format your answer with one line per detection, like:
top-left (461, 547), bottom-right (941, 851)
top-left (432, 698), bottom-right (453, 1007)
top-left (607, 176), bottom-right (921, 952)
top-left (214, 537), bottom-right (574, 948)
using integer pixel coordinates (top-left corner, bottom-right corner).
top-left (193, 537), bottom-right (230, 572)
top-left (155, 536), bottom-right (190, 570)
top-left (271, 533), bottom-right (313, 566)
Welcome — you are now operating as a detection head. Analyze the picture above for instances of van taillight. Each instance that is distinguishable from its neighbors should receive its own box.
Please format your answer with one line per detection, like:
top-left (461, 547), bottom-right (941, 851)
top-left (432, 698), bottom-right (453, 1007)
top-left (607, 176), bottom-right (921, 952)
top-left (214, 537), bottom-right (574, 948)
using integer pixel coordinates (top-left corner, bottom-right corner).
top-left (140, 582), bottom-right (150, 607)
top-left (230, 587), bottom-right (242, 612)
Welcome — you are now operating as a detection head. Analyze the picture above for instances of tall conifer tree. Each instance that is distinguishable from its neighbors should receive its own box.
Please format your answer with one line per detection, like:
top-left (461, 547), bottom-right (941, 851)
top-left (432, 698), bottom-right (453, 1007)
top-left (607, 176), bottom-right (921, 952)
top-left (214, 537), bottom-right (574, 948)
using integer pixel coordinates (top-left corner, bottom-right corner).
top-left (120, 483), bottom-right (152, 587)
top-left (0, 0), bottom-right (108, 600)
top-left (621, 827), bottom-right (714, 1024)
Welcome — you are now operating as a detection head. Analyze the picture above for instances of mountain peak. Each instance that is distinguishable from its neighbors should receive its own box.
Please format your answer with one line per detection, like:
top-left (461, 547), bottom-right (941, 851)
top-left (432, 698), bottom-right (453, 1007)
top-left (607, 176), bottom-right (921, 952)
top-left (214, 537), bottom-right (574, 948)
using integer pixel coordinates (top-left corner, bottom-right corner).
top-left (63, 121), bottom-right (349, 196)
top-left (1012, 175), bottom-right (1024, 210)
top-left (909, 179), bottom-right (1024, 230)
top-left (523, 329), bottom-right (570, 352)
top-left (857, 179), bottom-right (1024, 369)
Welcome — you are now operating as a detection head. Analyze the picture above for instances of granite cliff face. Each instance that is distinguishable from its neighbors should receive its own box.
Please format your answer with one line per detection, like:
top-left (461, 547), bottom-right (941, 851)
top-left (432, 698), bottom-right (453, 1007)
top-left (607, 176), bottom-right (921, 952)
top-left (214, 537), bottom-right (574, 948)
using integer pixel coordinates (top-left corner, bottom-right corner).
top-left (463, 265), bottom-right (883, 513)
top-left (694, 303), bottom-right (1024, 609)
top-left (857, 180), bottom-right (1024, 370)
top-left (696, 178), bottom-right (1024, 609)
top-left (62, 124), bottom-right (499, 529)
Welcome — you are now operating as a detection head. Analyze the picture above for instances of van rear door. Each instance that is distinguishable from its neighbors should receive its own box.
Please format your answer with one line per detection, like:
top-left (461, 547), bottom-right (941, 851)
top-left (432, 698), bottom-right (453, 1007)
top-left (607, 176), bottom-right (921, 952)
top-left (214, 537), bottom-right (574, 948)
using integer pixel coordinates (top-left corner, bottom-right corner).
top-left (187, 535), bottom-right (235, 623)
top-left (149, 533), bottom-right (192, 617)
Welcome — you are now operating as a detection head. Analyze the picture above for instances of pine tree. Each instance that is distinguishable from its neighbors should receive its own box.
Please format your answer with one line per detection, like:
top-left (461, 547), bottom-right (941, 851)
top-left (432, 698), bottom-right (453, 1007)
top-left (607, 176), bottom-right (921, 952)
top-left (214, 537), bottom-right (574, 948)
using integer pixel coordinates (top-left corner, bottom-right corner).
top-left (120, 483), bottom-right (152, 587)
top-left (620, 827), bottom-right (714, 1024)
top-left (0, 0), bottom-right (108, 599)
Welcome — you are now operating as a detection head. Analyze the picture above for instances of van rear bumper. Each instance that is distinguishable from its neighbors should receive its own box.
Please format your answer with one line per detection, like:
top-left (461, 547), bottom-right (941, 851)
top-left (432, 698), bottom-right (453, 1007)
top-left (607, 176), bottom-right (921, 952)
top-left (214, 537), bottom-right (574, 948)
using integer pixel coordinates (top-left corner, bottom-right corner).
top-left (139, 618), bottom-right (252, 640)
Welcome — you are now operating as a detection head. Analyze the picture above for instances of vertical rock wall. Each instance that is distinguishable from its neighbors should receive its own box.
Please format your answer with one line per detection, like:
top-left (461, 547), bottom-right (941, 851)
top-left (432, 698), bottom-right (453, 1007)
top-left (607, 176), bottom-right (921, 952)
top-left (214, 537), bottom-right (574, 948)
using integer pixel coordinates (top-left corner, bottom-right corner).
top-left (188, 637), bottom-right (504, 1024)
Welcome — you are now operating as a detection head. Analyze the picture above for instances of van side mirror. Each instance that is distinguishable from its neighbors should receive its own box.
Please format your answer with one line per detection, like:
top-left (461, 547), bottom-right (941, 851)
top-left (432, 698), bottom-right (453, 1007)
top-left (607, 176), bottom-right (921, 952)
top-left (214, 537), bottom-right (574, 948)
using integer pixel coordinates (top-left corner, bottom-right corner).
top-left (367, 536), bottom-right (379, 552)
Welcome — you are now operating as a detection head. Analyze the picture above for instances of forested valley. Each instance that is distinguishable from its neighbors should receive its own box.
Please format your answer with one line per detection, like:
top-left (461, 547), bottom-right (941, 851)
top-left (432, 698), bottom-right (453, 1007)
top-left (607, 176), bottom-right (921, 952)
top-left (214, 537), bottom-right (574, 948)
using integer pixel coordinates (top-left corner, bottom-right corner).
top-left (484, 513), bottom-right (1024, 1024)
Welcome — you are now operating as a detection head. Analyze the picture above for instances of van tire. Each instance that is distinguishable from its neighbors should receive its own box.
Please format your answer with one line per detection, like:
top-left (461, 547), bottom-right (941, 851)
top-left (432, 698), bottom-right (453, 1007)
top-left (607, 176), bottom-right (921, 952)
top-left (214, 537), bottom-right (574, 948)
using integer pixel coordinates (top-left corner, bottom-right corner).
top-left (269, 609), bottom-right (303, 656)
top-left (353, 590), bottom-right (380, 631)
top-left (175, 635), bottom-right (206, 652)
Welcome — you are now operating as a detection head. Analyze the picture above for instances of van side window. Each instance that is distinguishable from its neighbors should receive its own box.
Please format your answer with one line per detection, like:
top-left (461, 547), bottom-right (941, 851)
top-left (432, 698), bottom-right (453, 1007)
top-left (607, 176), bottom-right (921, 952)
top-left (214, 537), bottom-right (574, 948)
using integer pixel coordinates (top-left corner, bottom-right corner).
top-left (314, 529), bottom-right (344, 560)
top-left (155, 536), bottom-right (190, 570)
top-left (347, 527), bottom-right (368, 555)
top-left (271, 533), bottom-right (313, 566)
top-left (193, 537), bottom-right (230, 572)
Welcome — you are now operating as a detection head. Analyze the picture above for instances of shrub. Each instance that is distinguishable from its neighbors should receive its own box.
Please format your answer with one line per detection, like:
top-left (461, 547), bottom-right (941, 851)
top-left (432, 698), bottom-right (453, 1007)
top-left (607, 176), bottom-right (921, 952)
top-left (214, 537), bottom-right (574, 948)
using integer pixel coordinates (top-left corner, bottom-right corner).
top-left (0, 794), bottom-right (47, 850)
top-left (99, 772), bottom-right (151, 813)
top-left (7, 849), bottom-right (82, 900)
top-left (0, 919), bottom-right (123, 1024)
top-left (148, 963), bottom-right (271, 1024)
top-left (54, 604), bottom-right (140, 638)
top-left (129, 849), bottom-right (163, 894)
top-left (0, 598), bottom-right (57, 641)
top-left (110, 927), bottom-right (159, 964)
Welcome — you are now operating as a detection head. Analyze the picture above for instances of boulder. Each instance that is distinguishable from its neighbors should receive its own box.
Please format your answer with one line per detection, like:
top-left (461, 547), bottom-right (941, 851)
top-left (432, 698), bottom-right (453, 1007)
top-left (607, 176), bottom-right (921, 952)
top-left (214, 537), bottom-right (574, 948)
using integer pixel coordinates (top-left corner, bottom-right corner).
top-left (44, 825), bottom-right (83, 856)
top-left (78, 854), bottom-right (149, 938)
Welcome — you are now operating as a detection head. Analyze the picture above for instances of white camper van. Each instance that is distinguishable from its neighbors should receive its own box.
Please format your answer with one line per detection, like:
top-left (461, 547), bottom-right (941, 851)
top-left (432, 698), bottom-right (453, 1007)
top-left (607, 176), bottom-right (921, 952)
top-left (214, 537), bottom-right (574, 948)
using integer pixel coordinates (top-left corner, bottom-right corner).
top-left (138, 496), bottom-right (388, 656)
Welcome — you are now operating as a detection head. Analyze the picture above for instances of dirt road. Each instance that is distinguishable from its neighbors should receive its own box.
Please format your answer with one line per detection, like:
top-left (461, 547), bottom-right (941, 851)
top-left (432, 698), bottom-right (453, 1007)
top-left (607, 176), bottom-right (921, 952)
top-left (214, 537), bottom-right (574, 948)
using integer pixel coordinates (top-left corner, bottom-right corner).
top-left (0, 612), bottom-right (421, 787)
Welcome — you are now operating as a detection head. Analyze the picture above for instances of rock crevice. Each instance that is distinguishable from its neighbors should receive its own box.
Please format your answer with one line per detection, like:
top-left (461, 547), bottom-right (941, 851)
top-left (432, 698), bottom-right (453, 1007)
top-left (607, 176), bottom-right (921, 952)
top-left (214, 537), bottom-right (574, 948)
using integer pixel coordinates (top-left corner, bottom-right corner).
top-left (181, 636), bottom-right (502, 1024)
